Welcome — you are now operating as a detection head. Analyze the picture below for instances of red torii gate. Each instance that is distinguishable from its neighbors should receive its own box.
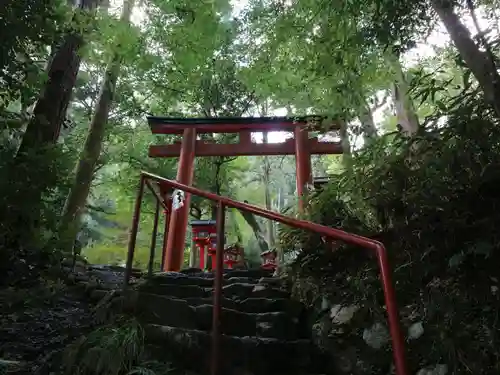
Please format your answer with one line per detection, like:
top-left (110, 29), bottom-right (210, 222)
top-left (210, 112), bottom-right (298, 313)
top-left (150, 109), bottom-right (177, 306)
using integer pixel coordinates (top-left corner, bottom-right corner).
top-left (147, 116), bottom-right (342, 272)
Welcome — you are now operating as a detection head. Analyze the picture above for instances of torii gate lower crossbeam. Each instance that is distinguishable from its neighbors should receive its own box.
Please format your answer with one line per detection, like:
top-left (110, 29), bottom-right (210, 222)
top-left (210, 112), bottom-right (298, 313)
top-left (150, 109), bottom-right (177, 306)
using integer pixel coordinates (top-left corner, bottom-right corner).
top-left (146, 116), bottom-right (342, 272)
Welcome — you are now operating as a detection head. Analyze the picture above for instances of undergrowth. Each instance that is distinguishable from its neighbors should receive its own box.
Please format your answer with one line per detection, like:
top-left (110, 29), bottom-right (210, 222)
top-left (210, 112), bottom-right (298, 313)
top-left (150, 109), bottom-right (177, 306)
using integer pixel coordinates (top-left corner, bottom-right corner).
top-left (63, 318), bottom-right (175, 375)
top-left (278, 86), bottom-right (500, 373)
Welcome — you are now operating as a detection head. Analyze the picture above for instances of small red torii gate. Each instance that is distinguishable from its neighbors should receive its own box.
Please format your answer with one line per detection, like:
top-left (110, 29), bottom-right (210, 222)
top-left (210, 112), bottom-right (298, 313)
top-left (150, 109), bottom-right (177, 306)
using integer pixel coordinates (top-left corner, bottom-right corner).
top-left (147, 116), bottom-right (342, 272)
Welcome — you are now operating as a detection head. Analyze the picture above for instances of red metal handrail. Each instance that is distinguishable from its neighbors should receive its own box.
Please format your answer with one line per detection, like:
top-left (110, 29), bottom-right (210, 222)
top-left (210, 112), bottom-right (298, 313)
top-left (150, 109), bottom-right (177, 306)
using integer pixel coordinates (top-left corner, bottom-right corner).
top-left (124, 171), bottom-right (408, 375)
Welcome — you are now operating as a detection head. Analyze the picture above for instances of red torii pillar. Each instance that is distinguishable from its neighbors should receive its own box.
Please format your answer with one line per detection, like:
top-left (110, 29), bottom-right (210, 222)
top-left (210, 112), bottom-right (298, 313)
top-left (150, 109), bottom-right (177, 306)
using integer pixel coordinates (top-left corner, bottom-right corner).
top-left (294, 126), bottom-right (312, 211)
top-left (163, 128), bottom-right (197, 271)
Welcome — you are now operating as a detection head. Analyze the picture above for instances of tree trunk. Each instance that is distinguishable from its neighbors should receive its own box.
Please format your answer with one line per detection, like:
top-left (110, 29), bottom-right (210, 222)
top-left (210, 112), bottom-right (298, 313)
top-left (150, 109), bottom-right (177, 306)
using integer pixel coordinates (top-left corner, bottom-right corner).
top-left (58, 0), bottom-right (135, 253)
top-left (390, 56), bottom-right (420, 136)
top-left (262, 131), bottom-right (275, 247)
top-left (339, 120), bottom-right (352, 166)
top-left (16, 0), bottom-right (99, 156)
top-left (359, 97), bottom-right (378, 144)
top-left (238, 204), bottom-right (269, 252)
top-left (432, 0), bottom-right (500, 118)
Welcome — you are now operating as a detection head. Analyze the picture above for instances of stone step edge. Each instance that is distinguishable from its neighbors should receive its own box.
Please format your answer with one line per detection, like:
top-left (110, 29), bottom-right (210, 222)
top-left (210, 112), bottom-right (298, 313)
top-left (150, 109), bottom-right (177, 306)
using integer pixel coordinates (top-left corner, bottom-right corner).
top-left (143, 324), bottom-right (311, 345)
top-left (125, 292), bottom-right (297, 319)
top-left (137, 282), bottom-right (290, 297)
top-left (85, 288), bottom-right (298, 319)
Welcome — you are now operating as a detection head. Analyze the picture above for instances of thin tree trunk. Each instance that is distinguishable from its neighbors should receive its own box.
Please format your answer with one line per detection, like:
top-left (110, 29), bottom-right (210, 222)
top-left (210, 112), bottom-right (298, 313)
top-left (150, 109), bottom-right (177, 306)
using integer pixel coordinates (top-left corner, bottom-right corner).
top-left (389, 56), bottom-right (420, 135)
top-left (359, 97), bottom-right (378, 144)
top-left (259, 99), bottom-right (275, 247)
top-left (262, 131), bottom-right (275, 247)
top-left (58, 0), bottom-right (135, 253)
top-left (339, 120), bottom-right (352, 166)
top-left (432, 0), bottom-right (500, 118)
top-left (238, 204), bottom-right (269, 252)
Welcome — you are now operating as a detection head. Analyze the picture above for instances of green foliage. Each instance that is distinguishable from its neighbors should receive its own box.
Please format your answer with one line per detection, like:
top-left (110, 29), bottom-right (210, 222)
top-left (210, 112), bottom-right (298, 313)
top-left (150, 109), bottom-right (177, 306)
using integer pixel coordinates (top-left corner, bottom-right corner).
top-left (63, 318), bottom-right (174, 375)
top-left (280, 83), bottom-right (500, 373)
top-left (0, 0), bottom-right (69, 110)
top-left (0, 144), bottom-right (75, 285)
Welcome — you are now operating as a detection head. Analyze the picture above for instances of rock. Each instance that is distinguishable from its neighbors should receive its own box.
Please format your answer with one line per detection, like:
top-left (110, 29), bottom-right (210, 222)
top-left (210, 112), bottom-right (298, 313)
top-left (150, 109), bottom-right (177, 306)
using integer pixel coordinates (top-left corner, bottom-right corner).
top-left (258, 277), bottom-right (282, 286)
top-left (149, 274), bottom-right (215, 287)
top-left (192, 304), bottom-right (297, 339)
top-left (416, 364), bottom-right (448, 375)
top-left (238, 298), bottom-right (303, 316)
top-left (224, 269), bottom-right (273, 279)
top-left (180, 267), bottom-right (203, 274)
top-left (221, 283), bottom-right (256, 299)
top-left (227, 277), bottom-right (259, 284)
top-left (89, 289), bottom-right (109, 302)
top-left (184, 296), bottom-right (240, 310)
top-left (144, 324), bottom-right (322, 375)
top-left (330, 304), bottom-right (359, 324)
top-left (408, 321), bottom-right (424, 340)
top-left (252, 284), bottom-right (266, 292)
top-left (151, 271), bottom-right (188, 279)
top-left (193, 304), bottom-right (257, 337)
top-left (125, 292), bottom-right (197, 329)
top-left (362, 322), bottom-right (390, 349)
top-left (255, 311), bottom-right (298, 339)
top-left (184, 297), bottom-right (304, 316)
top-left (220, 283), bottom-right (288, 299)
top-left (320, 297), bottom-right (330, 311)
top-left (74, 274), bottom-right (90, 282)
top-left (138, 283), bottom-right (208, 298)
top-left (0, 359), bottom-right (25, 372)
top-left (62, 258), bottom-right (87, 269)
top-left (311, 315), bottom-right (332, 349)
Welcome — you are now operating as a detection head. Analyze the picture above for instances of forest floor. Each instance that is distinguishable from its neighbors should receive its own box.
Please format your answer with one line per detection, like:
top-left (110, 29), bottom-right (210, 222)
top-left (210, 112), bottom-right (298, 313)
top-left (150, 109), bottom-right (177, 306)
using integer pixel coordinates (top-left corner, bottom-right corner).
top-left (0, 266), bottom-right (130, 374)
top-left (0, 282), bottom-right (95, 374)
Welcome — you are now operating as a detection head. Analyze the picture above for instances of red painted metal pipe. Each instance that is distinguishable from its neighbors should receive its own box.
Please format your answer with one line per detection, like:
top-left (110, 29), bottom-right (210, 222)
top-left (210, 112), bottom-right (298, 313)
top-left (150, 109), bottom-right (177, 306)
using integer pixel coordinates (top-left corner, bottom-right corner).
top-left (140, 171), bottom-right (408, 375)
top-left (124, 175), bottom-right (145, 288)
top-left (161, 197), bottom-right (172, 271)
top-left (211, 203), bottom-right (225, 375)
top-left (147, 199), bottom-right (161, 277)
top-left (145, 179), bottom-right (169, 211)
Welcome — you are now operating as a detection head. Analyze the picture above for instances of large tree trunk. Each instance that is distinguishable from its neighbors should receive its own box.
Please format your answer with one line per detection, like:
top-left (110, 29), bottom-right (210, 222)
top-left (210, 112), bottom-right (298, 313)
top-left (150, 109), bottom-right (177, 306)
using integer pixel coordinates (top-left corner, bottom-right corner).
top-left (16, 0), bottom-right (99, 156)
top-left (58, 0), bottom-right (135, 253)
top-left (432, 0), bottom-right (500, 117)
top-left (390, 56), bottom-right (420, 136)
top-left (1, 0), bottom-right (100, 256)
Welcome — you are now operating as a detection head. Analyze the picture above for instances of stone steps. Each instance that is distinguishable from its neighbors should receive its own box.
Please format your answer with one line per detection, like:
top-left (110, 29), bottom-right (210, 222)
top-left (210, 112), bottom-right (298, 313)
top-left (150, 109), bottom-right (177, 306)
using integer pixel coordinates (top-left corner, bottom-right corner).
top-left (74, 267), bottom-right (327, 375)
top-left (148, 274), bottom-right (263, 287)
top-left (138, 281), bottom-right (289, 300)
top-left (178, 268), bottom-right (274, 280)
top-left (182, 296), bottom-right (303, 314)
top-left (143, 324), bottom-right (326, 375)
top-left (123, 292), bottom-right (301, 339)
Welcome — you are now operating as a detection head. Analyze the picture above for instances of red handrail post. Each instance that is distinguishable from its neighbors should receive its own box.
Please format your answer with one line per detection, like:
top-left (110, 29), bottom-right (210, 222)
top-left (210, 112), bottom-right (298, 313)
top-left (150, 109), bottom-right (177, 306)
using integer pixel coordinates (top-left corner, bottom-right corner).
top-left (124, 174), bottom-right (145, 288)
top-left (211, 202), bottom-right (225, 375)
top-left (160, 196), bottom-right (172, 271)
top-left (374, 243), bottom-right (408, 375)
top-left (148, 198), bottom-right (161, 277)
